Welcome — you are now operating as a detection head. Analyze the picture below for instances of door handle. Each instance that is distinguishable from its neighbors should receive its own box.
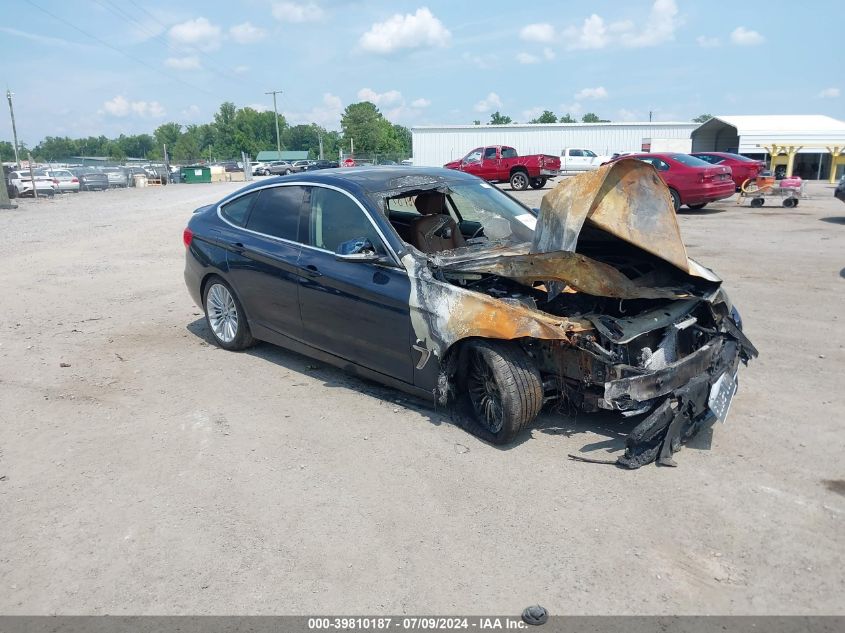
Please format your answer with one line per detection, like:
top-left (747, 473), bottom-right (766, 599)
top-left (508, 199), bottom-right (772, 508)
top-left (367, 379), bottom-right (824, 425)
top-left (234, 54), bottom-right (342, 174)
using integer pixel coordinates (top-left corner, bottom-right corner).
top-left (231, 242), bottom-right (246, 254)
top-left (305, 264), bottom-right (322, 277)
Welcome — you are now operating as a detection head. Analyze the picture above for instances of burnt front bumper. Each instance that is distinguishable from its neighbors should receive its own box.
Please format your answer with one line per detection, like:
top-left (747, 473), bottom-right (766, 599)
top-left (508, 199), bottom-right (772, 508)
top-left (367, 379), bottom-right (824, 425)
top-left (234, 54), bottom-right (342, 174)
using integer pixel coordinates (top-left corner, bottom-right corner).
top-left (598, 333), bottom-right (752, 469)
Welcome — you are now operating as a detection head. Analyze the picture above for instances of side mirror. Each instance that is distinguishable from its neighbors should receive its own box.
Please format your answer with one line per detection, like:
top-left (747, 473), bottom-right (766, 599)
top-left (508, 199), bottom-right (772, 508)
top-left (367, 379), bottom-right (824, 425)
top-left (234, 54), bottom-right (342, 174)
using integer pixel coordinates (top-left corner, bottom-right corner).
top-left (335, 237), bottom-right (382, 263)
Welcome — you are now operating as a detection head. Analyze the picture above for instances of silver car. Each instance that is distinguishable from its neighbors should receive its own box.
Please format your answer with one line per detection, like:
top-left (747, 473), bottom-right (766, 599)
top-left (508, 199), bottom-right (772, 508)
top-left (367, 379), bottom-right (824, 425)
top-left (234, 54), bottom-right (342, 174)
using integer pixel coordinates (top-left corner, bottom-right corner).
top-left (102, 167), bottom-right (129, 188)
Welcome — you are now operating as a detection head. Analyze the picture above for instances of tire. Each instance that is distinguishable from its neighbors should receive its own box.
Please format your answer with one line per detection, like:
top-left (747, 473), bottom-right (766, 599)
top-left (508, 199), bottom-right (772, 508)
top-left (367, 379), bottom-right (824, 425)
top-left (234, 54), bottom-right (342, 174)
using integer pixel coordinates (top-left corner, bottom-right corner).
top-left (687, 202), bottom-right (707, 210)
top-left (9, 186), bottom-right (17, 199)
top-left (263, 169), bottom-right (270, 176)
top-left (750, 198), bottom-right (764, 208)
top-left (529, 177), bottom-right (547, 189)
top-left (457, 340), bottom-right (543, 445)
top-left (284, 169), bottom-right (292, 175)
top-left (668, 188), bottom-right (681, 212)
top-left (202, 277), bottom-right (255, 351)
top-left (509, 170), bottom-right (529, 191)
top-left (782, 197), bottom-right (797, 208)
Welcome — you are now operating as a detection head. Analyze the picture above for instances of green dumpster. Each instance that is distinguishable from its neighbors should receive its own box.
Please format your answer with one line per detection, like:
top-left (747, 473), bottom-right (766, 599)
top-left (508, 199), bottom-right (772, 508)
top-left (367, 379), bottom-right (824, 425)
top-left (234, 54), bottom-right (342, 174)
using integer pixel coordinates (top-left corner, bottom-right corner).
top-left (181, 165), bottom-right (211, 184)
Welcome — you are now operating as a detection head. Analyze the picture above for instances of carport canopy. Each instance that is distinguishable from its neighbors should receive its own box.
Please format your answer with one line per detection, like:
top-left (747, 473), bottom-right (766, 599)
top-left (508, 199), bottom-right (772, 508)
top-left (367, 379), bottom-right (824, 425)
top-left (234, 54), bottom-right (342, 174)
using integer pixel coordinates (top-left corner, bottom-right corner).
top-left (691, 115), bottom-right (845, 181)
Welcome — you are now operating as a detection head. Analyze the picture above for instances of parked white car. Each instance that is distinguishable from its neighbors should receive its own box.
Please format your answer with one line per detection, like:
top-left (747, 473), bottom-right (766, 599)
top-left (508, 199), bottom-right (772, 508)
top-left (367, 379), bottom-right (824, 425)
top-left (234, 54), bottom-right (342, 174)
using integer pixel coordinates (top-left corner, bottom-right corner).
top-left (8, 170), bottom-right (59, 197)
top-left (42, 168), bottom-right (80, 193)
top-left (559, 148), bottom-right (612, 173)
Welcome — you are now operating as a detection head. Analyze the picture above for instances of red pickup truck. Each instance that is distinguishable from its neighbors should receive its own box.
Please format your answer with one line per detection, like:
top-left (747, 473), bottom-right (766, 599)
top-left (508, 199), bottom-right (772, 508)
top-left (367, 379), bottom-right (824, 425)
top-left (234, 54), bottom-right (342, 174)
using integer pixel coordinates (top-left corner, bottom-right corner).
top-left (443, 145), bottom-right (561, 190)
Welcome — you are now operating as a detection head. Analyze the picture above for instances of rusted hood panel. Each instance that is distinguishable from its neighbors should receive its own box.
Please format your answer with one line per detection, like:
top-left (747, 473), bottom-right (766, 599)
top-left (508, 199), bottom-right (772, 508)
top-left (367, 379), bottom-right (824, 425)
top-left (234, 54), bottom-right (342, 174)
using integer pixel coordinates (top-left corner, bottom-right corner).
top-left (534, 159), bottom-right (690, 273)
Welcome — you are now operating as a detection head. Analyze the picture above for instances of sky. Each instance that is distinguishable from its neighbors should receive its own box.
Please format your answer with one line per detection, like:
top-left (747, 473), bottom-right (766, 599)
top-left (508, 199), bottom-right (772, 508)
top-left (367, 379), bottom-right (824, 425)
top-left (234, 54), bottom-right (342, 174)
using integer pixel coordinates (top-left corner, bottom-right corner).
top-left (2, 0), bottom-right (843, 145)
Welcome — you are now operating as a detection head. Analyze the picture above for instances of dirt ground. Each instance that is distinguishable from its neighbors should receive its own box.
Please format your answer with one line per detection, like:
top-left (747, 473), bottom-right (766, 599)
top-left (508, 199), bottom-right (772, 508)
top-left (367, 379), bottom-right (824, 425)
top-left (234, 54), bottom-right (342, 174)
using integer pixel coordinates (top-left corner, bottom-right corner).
top-left (1, 176), bottom-right (843, 615)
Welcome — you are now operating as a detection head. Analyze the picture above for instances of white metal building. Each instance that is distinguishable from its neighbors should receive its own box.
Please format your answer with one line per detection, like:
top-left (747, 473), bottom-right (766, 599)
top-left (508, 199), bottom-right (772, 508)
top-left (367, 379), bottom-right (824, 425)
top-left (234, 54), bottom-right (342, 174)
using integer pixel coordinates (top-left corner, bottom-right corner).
top-left (691, 115), bottom-right (845, 180)
top-left (411, 122), bottom-right (699, 167)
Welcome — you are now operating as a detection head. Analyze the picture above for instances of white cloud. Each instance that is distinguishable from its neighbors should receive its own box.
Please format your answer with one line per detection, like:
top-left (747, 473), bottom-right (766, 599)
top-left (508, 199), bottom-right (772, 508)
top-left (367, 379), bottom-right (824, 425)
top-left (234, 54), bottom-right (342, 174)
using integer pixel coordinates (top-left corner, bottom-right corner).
top-left (233, 65), bottom-right (249, 74)
top-left (357, 88), bottom-right (404, 106)
top-left (168, 17), bottom-right (222, 52)
top-left (246, 103), bottom-right (269, 112)
top-left (101, 95), bottom-right (165, 118)
top-left (818, 87), bottom-right (840, 99)
top-left (521, 107), bottom-right (544, 121)
top-left (574, 86), bottom-right (608, 100)
top-left (520, 23), bottom-right (555, 43)
top-left (516, 52), bottom-right (539, 64)
top-left (284, 93), bottom-right (343, 130)
top-left (272, 2), bottom-right (325, 23)
top-left (617, 108), bottom-right (639, 121)
top-left (730, 26), bottom-right (764, 46)
top-left (563, 0), bottom-right (679, 50)
top-left (559, 102), bottom-right (584, 117)
top-left (229, 22), bottom-right (266, 44)
top-left (411, 98), bottom-right (431, 108)
top-left (181, 105), bottom-right (202, 120)
top-left (696, 35), bottom-right (720, 47)
top-left (359, 7), bottom-right (450, 54)
top-left (543, 47), bottom-right (556, 60)
top-left (618, 0), bottom-right (679, 47)
top-left (165, 56), bottom-right (201, 70)
top-left (463, 52), bottom-right (497, 69)
top-left (474, 92), bottom-right (503, 113)
top-left (564, 14), bottom-right (608, 50)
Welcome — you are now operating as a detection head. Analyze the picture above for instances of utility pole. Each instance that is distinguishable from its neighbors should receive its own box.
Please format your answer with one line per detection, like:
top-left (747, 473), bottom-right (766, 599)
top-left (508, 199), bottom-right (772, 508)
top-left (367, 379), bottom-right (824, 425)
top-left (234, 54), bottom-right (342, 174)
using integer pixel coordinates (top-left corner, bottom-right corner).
top-left (649, 110), bottom-right (653, 123)
top-left (265, 89), bottom-right (282, 159)
top-left (317, 131), bottom-right (324, 160)
top-left (6, 88), bottom-right (21, 168)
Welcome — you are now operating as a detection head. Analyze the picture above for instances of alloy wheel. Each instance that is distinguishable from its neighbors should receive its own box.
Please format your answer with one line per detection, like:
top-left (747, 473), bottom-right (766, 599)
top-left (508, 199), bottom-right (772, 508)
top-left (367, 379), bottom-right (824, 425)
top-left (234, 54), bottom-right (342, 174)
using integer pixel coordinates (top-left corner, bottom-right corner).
top-left (206, 283), bottom-right (239, 344)
top-left (467, 350), bottom-right (505, 434)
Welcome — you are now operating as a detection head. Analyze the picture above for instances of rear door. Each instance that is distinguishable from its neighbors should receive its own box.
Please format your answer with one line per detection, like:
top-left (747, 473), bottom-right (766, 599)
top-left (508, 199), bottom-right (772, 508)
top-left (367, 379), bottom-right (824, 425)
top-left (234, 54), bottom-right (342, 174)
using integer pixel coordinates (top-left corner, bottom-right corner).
top-left (223, 185), bottom-right (306, 341)
top-left (297, 185), bottom-right (413, 383)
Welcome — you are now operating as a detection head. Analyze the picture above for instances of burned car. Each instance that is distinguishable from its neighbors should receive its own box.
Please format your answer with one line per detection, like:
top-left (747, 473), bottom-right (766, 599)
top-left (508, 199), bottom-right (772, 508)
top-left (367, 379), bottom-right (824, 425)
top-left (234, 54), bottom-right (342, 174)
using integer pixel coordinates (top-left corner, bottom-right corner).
top-left (183, 162), bottom-right (756, 468)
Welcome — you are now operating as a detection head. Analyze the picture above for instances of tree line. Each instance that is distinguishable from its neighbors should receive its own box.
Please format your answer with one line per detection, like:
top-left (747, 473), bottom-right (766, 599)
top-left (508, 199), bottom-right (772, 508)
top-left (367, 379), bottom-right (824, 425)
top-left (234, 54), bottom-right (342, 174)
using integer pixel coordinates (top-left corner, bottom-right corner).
top-left (474, 112), bottom-right (715, 125)
top-left (1, 101), bottom-right (412, 164)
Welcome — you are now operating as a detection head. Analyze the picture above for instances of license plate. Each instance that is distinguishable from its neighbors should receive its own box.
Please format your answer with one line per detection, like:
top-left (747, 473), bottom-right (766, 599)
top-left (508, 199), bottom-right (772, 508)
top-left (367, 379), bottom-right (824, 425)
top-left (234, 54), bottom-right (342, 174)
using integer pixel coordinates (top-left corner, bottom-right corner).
top-left (708, 371), bottom-right (737, 423)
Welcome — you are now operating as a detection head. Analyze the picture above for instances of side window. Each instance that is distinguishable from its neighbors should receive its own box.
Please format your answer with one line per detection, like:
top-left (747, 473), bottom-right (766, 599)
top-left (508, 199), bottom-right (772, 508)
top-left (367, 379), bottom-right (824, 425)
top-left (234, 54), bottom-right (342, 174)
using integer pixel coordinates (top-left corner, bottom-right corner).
top-left (465, 149), bottom-right (482, 163)
top-left (245, 186), bottom-right (305, 240)
top-left (306, 187), bottom-right (384, 254)
top-left (483, 147), bottom-right (497, 160)
top-left (584, 150), bottom-right (597, 158)
top-left (569, 149), bottom-right (583, 157)
top-left (500, 147), bottom-right (518, 158)
top-left (220, 191), bottom-right (258, 227)
top-left (655, 159), bottom-right (670, 171)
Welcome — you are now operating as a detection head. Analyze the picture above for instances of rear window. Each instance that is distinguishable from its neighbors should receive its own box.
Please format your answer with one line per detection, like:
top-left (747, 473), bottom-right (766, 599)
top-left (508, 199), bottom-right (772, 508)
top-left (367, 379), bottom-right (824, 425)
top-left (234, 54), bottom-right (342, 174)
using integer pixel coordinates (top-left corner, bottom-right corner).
top-left (221, 191), bottom-right (258, 227)
top-left (667, 154), bottom-right (712, 167)
top-left (721, 153), bottom-right (757, 162)
top-left (501, 147), bottom-right (518, 158)
top-left (694, 154), bottom-right (721, 164)
top-left (246, 185), bottom-right (306, 241)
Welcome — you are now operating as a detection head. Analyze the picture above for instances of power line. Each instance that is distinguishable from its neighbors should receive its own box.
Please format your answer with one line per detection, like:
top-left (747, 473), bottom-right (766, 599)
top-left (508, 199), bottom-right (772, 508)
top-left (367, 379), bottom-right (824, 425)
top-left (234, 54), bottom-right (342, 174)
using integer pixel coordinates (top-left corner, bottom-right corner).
top-left (23, 0), bottom-right (226, 101)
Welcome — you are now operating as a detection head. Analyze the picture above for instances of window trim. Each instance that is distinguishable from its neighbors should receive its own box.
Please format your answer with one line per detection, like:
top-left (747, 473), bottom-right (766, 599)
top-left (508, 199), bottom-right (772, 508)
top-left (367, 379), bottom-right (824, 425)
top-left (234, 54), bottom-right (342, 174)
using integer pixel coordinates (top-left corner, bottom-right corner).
top-left (216, 181), bottom-right (402, 267)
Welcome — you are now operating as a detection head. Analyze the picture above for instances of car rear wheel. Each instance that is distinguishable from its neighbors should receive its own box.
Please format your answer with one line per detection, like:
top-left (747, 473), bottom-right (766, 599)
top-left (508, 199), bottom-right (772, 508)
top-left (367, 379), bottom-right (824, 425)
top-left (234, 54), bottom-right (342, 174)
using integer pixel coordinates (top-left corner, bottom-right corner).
top-left (750, 197), bottom-right (764, 208)
top-left (687, 202), bottom-right (707, 210)
top-left (668, 188), bottom-right (681, 212)
top-left (203, 277), bottom-right (255, 351)
top-left (458, 340), bottom-right (543, 445)
top-left (263, 169), bottom-right (270, 176)
top-left (529, 177), bottom-right (548, 189)
top-left (284, 169), bottom-right (292, 175)
top-left (510, 171), bottom-right (529, 191)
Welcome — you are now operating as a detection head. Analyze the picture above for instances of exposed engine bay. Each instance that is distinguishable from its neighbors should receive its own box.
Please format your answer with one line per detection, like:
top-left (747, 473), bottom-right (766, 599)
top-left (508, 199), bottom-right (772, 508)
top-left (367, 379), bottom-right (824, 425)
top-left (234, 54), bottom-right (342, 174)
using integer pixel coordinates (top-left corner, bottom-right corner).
top-left (379, 160), bottom-right (758, 468)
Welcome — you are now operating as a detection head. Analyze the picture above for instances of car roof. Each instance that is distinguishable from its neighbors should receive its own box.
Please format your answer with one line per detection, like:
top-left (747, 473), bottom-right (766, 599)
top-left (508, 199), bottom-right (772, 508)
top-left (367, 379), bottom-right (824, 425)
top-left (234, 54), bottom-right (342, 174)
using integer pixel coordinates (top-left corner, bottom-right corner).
top-left (243, 166), bottom-right (480, 194)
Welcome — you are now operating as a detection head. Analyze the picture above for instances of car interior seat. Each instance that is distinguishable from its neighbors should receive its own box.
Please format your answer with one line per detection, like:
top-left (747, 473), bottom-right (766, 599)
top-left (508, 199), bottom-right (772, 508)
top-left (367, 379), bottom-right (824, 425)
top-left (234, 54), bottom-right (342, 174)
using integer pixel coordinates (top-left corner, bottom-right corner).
top-left (408, 192), bottom-right (466, 253)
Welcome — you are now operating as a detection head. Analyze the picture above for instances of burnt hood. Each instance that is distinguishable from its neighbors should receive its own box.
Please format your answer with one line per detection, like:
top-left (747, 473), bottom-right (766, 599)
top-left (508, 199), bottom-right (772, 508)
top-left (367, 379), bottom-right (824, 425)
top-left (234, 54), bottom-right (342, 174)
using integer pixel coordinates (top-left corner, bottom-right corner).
top-left (432, 160), bottom-right (722, 301)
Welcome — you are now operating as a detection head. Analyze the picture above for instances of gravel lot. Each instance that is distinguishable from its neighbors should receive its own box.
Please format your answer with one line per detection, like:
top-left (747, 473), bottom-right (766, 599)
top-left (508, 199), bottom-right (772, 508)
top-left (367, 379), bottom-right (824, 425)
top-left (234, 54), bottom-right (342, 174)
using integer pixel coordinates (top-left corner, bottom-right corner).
top-left (1, 177), bottom-right (843, 615)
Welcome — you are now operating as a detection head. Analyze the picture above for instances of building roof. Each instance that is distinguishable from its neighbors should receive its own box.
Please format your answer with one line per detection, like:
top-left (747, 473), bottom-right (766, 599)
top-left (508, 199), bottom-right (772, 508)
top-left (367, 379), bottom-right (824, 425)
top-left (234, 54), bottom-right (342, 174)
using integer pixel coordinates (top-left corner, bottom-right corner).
top-left (257, 150), bottom-right (309, 161)
top-left (692, 115), bottom-right (845, 153)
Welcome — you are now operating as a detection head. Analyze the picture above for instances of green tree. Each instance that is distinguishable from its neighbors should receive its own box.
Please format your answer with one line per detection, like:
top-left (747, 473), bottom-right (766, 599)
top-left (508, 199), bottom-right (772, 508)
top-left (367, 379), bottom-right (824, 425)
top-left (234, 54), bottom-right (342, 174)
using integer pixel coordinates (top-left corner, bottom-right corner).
top-left (692, 113), bottom-right (713, 123)
top-left (529, 110), bottom-right (558, 124)
top-left (489, 111), bottom-right (512, 125)
top-left (473, 120), bottom-right (481, 125)
top-left (341, 102), bottom-right (388, 155)
top-left (153, 123), bottom-right (182, 155)
top-left (558, 113), bottom-right (577, 123)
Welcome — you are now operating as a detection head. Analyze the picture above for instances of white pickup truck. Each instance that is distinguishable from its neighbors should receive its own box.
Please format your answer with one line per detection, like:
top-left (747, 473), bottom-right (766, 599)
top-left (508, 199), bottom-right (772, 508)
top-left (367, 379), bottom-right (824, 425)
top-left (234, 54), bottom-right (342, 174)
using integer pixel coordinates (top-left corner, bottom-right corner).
top-left (559, 148), bottom-right (612, 173)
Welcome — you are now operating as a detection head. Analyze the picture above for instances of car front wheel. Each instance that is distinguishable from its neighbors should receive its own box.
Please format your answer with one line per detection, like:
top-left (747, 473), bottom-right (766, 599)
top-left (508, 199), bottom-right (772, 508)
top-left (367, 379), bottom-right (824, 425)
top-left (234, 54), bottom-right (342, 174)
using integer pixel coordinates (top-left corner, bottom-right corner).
top-left (203, 277), bottom-right (255, 351)
top-left (456, 340), bottom-right (543, 445)
top-left (668, 188), bottom-right (681, 212)
top-left (529, 177), bottom-right (547, 189)
top-left (687, 202), bottom-right (707, 210)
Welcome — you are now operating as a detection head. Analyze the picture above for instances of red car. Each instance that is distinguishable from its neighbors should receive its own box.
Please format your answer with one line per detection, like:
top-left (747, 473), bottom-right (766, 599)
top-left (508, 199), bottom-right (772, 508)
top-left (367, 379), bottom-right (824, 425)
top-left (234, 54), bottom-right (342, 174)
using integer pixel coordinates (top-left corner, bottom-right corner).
top-left (607, 153), bottom-right (735, 211)
top-left (691, 152), bottom-right (766, 189)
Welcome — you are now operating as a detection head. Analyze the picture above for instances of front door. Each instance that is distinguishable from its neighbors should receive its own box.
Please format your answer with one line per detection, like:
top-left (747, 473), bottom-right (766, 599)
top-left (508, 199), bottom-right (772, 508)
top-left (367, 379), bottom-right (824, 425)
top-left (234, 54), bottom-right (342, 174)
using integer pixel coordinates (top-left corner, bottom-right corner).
top-left (297, 185), bottom-right (413, 383)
